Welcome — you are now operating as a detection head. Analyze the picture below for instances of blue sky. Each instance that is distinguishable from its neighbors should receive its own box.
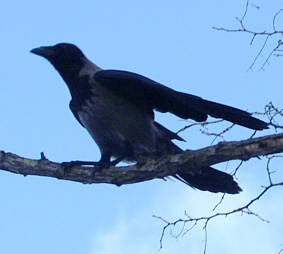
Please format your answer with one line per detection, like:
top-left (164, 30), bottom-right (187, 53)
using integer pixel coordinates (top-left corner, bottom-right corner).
top-left (0, 1), bottom-right (282, 253)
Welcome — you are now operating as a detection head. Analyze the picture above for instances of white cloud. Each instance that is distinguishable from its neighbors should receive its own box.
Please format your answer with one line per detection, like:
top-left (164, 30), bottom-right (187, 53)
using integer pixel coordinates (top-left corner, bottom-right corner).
top-left (88, 175), bottom-right (283, 254)
top-left (88, 215), bottom-right (156, 254)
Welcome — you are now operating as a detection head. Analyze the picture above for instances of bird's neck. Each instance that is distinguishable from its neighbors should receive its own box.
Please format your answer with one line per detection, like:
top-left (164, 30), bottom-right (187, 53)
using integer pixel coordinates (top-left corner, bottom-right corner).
top-left (55, 58), bottom-right (102, 102)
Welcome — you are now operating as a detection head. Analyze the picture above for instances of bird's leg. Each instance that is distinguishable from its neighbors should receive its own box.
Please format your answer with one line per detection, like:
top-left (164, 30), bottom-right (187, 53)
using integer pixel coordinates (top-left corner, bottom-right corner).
top-left (110, 156), bottom-right (125, 166)
top-left (90, 154), bottom-right (111, 177)
top-left (61, 154), bottom-right (111, 176)
top-left (110, 140), bottom-right (133, 166)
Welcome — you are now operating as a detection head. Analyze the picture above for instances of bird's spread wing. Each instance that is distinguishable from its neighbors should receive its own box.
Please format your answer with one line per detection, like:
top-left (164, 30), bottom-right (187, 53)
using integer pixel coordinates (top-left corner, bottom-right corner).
top-left (94, 70), bottom-right (268, 130)
top-left (94, 70), bottom-right (208, 122)
top-left (153, 121), bottom-right (185, 141)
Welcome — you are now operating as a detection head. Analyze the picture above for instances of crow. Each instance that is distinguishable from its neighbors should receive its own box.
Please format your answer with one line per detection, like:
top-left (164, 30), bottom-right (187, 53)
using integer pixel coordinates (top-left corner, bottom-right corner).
top-left (31, 43), bottom-right (268, 194)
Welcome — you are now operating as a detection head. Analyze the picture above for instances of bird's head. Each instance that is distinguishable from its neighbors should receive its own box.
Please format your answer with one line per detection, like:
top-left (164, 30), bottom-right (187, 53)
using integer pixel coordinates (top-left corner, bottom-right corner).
top-left (31, 43), bottom-right (86, 73)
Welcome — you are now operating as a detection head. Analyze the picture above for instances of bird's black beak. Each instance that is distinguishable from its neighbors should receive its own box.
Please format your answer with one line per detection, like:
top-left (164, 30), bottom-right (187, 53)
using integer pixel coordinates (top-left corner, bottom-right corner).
top-left (30, 46), bottom-right (54, 59)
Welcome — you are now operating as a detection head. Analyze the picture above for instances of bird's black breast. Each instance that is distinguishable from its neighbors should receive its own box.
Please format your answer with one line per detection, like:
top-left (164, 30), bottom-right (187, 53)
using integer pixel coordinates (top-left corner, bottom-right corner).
top-left (67, 76), bottom-right (93, 107)
top-left (70, 77), bottom-right (158, 159)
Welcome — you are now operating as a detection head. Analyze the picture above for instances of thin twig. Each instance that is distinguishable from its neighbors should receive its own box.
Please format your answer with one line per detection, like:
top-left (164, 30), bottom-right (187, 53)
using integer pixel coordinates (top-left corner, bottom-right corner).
top-left (213, 2), bottom-right (283, 70)
top-left (155, 180), bottom-right (283, 253)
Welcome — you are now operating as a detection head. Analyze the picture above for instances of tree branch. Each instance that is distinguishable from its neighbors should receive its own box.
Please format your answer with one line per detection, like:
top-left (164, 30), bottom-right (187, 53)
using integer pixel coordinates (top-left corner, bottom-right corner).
top-left (0, 133), bottom-right (282, 185)
top-left (154, 154), bottom-right (283, 253)
top-left (212, 2), bottom-right (283, 70)
top-left (154, 179), bottom-right (283, 252)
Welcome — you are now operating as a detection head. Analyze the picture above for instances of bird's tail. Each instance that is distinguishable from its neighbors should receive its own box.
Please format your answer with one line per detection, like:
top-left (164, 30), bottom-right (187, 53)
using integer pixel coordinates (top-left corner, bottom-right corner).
top-left (155, 122), bottom-right (242, 194)
top-left (176, 167), bottom-right (241, 194)
top-left (172, 143), bottom-right (241, 194)
top-left (181, 94), bottom-right (268, 130)
top-left (199, 99), bottom-right (268, 130)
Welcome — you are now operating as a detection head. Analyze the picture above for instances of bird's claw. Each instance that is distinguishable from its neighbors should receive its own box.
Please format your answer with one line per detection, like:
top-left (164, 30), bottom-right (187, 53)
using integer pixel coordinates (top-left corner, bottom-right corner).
top-left (61, 160), bottom-right (110, 177)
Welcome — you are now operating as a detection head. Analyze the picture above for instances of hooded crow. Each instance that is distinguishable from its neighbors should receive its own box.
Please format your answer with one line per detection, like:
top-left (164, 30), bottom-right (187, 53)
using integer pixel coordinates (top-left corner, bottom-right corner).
top-left (31, 43), bottom-right (268, 194)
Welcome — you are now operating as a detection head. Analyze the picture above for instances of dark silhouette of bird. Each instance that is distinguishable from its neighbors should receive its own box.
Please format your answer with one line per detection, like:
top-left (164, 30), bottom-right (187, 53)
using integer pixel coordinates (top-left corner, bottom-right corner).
top-left (31, 43), bottom-right (268, 194)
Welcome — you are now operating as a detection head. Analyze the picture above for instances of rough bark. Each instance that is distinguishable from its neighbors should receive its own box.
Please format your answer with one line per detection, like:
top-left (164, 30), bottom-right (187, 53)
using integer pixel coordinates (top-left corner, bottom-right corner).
top-left (0, 133), bottom-right (282, 186)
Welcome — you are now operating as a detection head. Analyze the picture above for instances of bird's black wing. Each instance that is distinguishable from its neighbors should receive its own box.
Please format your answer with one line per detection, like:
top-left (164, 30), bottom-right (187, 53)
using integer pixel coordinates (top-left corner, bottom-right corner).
top-left (94, 70), bottom-right (208, 121)
top-left (153, 121), bottom-right (185, 141)
top-left (94, 70), bottom-right (268, 130)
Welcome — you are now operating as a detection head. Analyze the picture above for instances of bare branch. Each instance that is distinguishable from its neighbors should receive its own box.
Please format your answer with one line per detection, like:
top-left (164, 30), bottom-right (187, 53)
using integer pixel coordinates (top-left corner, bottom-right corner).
top-left (212, 2), bottom-right (283, 70)
top-left (212, 193), bottom-right (225, 211)
top-left (264, 102), bottom-right (283, 130)
top-left (155, 179), bottom-right (283, 252)
top-left (0, 133), bottom-right (282, 185)
top-left (200, 123), bottom-right (235, 144)
top-left (259, 40), bottom-right (283, 71)
top-left (212, 25), bottom-right (283, 38)
top-left (154, 144), bottom-right (283, 253)
top-left (176, 119), bottom-right (224, 135)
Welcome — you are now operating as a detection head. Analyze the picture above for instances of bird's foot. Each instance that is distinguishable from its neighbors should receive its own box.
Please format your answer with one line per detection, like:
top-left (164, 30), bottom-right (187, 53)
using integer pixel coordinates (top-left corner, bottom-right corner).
top-left (135, 155), bottom-right (148, 168)
top-left (90, 160), bottom-right (111, 178)
top-left (61, 160), bottom-right (110, 177)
